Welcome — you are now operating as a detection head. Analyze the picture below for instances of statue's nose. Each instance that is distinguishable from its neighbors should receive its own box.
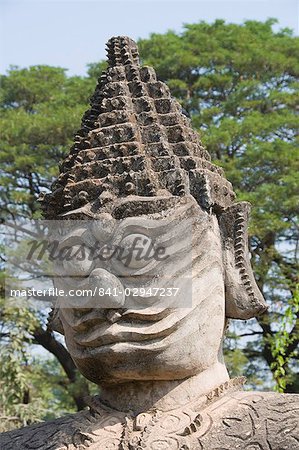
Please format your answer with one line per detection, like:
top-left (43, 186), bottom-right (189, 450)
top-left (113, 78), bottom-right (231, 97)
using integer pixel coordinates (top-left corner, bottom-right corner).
top-left (89, 268), bottom-right (125, 308)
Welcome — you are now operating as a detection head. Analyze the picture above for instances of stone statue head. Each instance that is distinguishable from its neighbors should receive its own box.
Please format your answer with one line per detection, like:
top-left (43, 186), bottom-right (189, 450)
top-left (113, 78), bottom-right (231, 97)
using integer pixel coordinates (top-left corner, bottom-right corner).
top-left (41, 36), bottom-right (267, 386)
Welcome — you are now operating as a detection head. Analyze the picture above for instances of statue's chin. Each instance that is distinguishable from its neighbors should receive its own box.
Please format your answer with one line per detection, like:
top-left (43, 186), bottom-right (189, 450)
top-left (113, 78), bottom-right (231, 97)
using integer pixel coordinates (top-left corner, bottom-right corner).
top-left (65, 303), bottom-right (225, 384)
top-left (72, 346), bottom-right (217, 385)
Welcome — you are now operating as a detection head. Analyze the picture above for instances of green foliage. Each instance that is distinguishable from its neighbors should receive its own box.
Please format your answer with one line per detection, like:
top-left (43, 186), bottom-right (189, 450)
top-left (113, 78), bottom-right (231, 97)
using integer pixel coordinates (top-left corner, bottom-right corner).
top-left (0, 297), bottom-right (41, 431)
top-left (86, 61), bottom-right (108, 79)
top-left (224, 347), bottom-right (248, 378)
top-left (0, 66), bottom-right (93, 219)
top-left (224, 323), bottom-right (269, 389)
top-left (270, 287), bottom-right (299, 392)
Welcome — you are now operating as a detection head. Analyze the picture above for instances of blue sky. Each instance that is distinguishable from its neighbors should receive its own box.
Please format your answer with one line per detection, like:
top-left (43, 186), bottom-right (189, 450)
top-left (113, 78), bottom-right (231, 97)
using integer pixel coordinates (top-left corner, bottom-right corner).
top-left (0, 0), bottom-right (298, 76)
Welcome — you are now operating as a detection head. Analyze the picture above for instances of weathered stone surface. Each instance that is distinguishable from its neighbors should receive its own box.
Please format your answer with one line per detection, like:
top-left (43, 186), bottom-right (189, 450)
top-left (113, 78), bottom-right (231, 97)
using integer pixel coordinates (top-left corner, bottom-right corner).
top-left (54, 197), bottom-right (229, 386)
top-left (1, 36), bottom-right (297, 449)
top-left (40, 36), bottom-right (235, 220)
top-left (1, 387), bottom-right (298, 449)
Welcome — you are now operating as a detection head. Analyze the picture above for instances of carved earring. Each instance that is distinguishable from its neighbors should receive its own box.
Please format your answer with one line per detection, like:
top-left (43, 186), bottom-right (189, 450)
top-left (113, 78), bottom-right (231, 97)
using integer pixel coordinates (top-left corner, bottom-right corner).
top-left (219, 202), bottom-right (268, 320)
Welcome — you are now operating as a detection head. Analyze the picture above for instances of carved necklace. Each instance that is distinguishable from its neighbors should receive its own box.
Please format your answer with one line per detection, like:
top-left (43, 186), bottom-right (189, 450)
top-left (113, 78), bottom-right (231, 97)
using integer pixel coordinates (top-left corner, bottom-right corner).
top-left (87, 377), bottom-right (245, 450)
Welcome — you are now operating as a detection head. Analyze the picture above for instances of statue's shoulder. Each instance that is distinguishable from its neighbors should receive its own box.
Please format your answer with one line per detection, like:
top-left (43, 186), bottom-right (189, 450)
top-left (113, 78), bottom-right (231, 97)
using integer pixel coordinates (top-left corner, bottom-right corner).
top-left (0, 411), bottom-right (87, 450)
top-left (1, 391), bottom-right (298, 450)
top-left (197, 390), bottom-right (299, 449)
top-left (0, 405), bottom-right (112, 450)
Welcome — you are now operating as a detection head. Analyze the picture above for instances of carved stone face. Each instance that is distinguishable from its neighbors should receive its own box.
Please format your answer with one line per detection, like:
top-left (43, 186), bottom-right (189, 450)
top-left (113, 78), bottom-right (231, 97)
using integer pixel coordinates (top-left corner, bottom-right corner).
top-left (52, 196), bottom-right (227, 385)
top-left (44, 36), bottom-right (267, 388)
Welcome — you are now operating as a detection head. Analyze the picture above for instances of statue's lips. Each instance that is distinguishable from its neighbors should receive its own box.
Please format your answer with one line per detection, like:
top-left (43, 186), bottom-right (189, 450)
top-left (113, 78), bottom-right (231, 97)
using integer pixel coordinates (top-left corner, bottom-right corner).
top-left (62, 267), bottom-right (224, 349)
top-left (63, 307), bottom-right (192, 347)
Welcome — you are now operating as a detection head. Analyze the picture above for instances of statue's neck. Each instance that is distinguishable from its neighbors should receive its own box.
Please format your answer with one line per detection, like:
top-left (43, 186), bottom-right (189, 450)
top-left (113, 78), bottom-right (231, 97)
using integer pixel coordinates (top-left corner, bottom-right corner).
top-left (98, 362), bottom-right (230, 414)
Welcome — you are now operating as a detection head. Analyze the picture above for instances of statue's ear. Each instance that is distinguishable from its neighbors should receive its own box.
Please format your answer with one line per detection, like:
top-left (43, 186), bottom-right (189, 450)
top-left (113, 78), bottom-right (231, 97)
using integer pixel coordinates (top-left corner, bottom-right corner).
top-left (219, 202), bottom-right (268, 320)
top-left (47, 307), bottom-right (65, 335)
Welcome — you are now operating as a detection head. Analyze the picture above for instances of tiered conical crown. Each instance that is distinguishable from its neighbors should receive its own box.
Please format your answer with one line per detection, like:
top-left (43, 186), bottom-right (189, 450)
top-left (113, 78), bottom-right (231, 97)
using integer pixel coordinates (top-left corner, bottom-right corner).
top-left (42, 36), bottom-right (235, 218)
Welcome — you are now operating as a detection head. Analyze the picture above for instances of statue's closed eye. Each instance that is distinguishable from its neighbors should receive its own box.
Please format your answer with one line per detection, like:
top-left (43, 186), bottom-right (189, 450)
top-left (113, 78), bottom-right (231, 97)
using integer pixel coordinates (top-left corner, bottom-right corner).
top-left (53, 242), bottom-right (93, 278)
top-left (116, 233), bottom-right (154, 270)
top-left (61, 244), bottom-right (93, 277)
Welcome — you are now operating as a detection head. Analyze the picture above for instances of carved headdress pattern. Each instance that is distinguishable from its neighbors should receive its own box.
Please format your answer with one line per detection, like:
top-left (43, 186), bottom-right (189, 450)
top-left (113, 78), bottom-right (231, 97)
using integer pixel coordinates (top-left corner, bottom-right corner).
top-left (41, 36), bottom-right (235, 219)
top-left (42, 36), bottom-right (267, 320)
